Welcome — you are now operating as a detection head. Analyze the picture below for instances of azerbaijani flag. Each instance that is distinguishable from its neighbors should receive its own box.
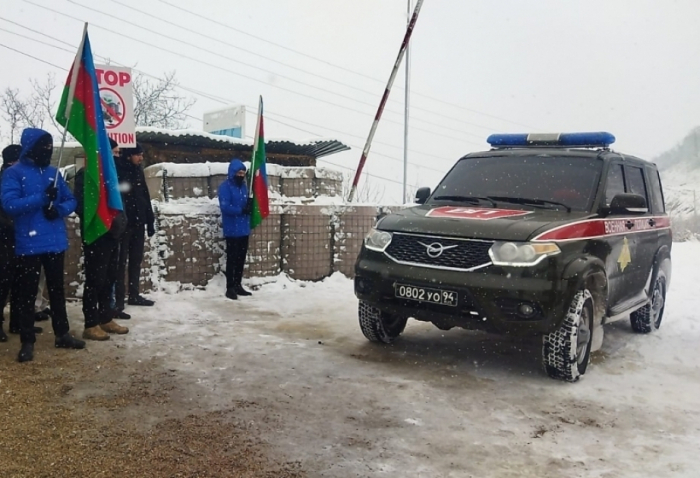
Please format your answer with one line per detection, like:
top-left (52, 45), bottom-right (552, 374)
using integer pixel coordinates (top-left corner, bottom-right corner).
top-left (55, 24), bottom-right (123, 245)
top-left (249, 96), bottom-right (270, 229)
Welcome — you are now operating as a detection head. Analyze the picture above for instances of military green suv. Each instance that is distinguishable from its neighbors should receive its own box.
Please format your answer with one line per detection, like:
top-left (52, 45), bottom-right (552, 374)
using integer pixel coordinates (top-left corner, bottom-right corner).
top-left (354, 132), bottom-right (672, 382)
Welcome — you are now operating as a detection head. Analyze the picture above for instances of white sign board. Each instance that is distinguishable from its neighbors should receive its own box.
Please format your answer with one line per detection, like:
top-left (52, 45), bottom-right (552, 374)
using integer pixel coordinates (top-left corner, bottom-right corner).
top-left (95, 65), bottom-right (136, 147)
top-left (203, 105), bottom-right (246, 139)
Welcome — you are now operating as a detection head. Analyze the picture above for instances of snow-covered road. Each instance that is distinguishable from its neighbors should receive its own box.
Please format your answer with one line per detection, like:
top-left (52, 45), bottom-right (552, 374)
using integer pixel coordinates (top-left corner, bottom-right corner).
top-left (80, 242), bottom-right (700, 477)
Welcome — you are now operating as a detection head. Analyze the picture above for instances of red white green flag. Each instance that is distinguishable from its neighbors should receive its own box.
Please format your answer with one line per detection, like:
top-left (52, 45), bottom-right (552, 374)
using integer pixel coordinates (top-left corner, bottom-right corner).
top-left (249, 96), bottom-right (270, 229)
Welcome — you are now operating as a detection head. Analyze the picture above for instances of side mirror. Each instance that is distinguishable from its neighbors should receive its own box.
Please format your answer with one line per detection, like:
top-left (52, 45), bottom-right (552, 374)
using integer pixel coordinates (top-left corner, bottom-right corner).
top-left (415, 187), bottom-right (431, 205)
top-left (608, 193), bottom-right (648, 215)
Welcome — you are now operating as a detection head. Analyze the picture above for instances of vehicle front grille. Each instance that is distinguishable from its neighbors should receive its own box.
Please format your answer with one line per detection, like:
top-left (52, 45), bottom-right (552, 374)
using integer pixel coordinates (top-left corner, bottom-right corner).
top-left (384, 233), bottom-right (493, 271)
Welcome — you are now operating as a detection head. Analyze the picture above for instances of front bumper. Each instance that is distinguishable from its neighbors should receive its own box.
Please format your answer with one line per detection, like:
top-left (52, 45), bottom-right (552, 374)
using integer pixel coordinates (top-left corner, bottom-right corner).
top-left (354, 252), bottom-right (578, 336)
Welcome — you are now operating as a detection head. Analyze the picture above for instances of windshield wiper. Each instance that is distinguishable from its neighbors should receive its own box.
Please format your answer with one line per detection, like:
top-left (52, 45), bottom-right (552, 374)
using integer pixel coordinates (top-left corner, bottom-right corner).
top-left (487, 196), bottom-right (572, 213)
top-left (432, 195), bottom-right (498, 207)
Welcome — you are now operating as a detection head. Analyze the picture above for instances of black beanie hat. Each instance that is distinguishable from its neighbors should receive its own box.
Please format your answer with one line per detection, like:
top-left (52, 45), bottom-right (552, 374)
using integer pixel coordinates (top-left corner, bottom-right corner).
top-left (109, 137), bottom-right (119, 150)
top-left (2, 144), bottom-right (22, 165)
top-left (121, 142), bottom-right (143, 157)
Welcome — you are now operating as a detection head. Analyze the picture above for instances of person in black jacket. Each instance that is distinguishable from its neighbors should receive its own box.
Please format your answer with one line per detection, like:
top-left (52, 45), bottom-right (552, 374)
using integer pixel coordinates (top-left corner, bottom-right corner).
top-left (115, 143), bottom-right (156, 310)
top-left (74, 143), bottom-right (129, 341)
top-left (0, 145), bottom-right (22, 342)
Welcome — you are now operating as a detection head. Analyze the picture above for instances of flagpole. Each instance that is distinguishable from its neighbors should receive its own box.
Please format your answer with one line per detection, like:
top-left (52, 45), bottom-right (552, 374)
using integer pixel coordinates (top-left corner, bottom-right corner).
top-left (249, 95), bottom-right (263, 197)
top-left (54, 22), bottom-right (88, 184)
top-left (346, 0), bottom-right (424, 203)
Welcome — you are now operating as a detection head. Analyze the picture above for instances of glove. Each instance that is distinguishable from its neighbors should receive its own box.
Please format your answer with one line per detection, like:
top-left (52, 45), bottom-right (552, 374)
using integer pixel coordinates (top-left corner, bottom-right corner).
top-left (147, 222), bottom-right (156, 237)
top-left (242, 198), bottom-right (253, 215)
top-left (45, 185), bottom-right (58, 202)
top-left (43, 205), bottom-right (60, 221)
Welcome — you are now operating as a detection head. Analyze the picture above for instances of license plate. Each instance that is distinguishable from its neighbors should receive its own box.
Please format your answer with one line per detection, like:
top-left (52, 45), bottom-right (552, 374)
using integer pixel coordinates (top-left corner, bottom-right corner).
top-left (394, 283), bottom-right (458, 307)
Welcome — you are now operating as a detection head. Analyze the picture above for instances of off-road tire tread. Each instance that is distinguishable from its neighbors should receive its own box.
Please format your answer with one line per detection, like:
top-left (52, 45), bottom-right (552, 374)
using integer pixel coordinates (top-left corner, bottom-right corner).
top-left (542, 290), bottom-right (593, 382)
top-left (358, 300), bottom-right (405, 344)
top-left (630, 276), bottom-right (666, 334)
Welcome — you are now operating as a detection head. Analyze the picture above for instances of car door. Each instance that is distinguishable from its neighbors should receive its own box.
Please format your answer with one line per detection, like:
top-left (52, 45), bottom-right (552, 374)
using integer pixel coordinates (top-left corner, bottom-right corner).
top-left (601, 162), bottom-right (632, 308)
top-left (623, 164), bottom-right (656, 299)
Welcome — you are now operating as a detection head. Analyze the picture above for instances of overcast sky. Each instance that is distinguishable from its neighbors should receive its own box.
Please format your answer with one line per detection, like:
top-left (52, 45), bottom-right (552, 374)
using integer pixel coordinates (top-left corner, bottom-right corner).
top-left (1, 0), bottom-right (699, 202)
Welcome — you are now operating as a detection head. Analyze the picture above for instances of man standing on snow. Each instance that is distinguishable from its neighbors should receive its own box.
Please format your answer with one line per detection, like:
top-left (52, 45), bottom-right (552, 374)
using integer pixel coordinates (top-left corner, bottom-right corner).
top-left (0, 144), bottom-right (23, 342)
top-left (115, 143), bottom-right (156, 311)
top-left (0, 128), bottom-right (86, 362)
top-left (218, 158), bottom-right (254, 300)
top-left (74, 137), bottom-right (129, 341)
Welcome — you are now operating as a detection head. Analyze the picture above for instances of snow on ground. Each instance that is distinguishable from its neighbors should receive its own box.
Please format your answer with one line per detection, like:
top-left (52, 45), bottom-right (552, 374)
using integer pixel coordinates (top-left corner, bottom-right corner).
top-left (70, 242), bottom-right (700, 477)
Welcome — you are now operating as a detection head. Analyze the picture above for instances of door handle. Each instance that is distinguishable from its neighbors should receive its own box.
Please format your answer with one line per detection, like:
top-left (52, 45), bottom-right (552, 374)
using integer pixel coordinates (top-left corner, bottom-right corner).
top-left (625, 221), bottom-right (634, 230)
top-left (648, 218), bottom-right (656, 227)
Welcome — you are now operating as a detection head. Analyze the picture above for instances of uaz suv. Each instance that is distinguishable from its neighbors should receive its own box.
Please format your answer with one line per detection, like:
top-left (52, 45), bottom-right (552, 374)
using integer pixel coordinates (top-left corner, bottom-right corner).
top-left (354, 132), bottom-right (672, 382)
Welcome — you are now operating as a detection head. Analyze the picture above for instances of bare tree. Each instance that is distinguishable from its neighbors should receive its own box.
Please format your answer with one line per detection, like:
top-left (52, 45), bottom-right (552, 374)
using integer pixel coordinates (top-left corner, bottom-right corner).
top-left (1, 73), bottom-right (61, 143)
top-left (30, 73), bottom-right (60, 134)
top-left (342, 172), bottom-right (386, 204)
top-left (132, 71), bottom-right (196, 129)
top-left (1, 71), bottom-right (196, 143)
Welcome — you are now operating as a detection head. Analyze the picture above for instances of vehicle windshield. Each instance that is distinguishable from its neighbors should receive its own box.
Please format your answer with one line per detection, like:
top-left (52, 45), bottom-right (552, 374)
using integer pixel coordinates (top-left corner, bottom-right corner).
top-left (431, 154), bottom-right (603, 212)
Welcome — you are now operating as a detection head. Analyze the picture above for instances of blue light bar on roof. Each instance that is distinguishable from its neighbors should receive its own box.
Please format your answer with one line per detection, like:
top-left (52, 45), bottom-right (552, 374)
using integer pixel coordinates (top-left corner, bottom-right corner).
top-left (487, 132), bottom-right (616, 148)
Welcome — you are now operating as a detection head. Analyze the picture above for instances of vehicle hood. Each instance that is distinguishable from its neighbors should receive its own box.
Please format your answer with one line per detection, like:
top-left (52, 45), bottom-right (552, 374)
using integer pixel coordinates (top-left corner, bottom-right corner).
top-left (377, 205), bottom-right (595, 242)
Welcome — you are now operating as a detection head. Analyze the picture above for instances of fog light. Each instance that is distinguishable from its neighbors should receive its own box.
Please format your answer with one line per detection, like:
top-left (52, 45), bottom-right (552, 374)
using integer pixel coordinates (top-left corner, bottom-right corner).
top-left (518, 303), bottom-right (535, 317)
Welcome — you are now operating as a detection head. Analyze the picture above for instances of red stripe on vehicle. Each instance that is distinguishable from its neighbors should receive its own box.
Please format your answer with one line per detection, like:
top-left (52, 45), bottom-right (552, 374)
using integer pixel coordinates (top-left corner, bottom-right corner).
top-left (533, 216), bottom-right (671, 242)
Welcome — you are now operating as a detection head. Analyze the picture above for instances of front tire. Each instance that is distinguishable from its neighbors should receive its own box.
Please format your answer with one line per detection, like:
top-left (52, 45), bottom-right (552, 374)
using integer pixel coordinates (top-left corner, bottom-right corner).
top-left (630, 275), bottom-right (666, 334)
top-left (543, 290), bottom-right (594, 382)
top-left (358, 300), bottom-right (407, 344)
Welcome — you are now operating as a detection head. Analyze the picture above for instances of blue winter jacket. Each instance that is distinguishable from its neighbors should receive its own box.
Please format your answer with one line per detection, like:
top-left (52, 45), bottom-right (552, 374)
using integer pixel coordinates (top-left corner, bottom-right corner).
top-left (0, 128), bottom-right (77, 256)
top-left (218, 159), bottom-right (250, 238)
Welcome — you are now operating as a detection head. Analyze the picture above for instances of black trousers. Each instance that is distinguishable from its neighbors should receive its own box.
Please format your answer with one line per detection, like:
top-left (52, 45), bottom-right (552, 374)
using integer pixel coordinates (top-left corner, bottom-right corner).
top-left (0, 235), bottom-right (19, 330)
top-left (225, 236), bottom-right (249, 291)
top-left (83, 235), bottom-right (119, 328)
top-left (116, 225), bottom-right (145, 308)
top-left (14, 253), bottom-right (70, 344)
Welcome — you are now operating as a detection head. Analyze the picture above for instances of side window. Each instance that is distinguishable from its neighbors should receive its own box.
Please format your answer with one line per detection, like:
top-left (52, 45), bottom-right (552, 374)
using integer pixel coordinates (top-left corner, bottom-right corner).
top-left (625, 166), bottom-right (649, 208)
top-left (647, 168), bottom-right (666, 213)
top-left (604, 164), bottom-right (625, 205)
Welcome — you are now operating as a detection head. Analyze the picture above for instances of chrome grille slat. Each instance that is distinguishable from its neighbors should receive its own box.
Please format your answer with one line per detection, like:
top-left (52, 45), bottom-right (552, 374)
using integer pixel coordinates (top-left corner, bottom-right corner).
top-left (384, 233), bottom-right (493, 271)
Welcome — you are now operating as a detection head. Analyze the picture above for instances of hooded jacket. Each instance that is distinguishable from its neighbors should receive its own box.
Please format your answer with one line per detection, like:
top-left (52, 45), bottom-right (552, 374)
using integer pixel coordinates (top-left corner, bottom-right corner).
top-left (0, 128), bottom-right (77, 256)
top-left (218, 159), bottom-right (250, 238)
top-left (115, 152), bottom-right (154, 229)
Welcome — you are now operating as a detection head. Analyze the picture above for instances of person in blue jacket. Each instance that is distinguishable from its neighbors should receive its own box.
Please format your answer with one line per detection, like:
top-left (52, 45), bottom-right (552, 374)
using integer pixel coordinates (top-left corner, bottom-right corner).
top-left (218, 158), bottom-right (253, 300)
top-left (0, 128), bottom-right (86, 362)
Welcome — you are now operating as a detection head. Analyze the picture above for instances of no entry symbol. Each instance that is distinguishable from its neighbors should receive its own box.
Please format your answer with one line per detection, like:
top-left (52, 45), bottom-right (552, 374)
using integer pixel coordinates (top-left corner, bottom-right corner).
top-left (99, 87), bottom-right (126, 129)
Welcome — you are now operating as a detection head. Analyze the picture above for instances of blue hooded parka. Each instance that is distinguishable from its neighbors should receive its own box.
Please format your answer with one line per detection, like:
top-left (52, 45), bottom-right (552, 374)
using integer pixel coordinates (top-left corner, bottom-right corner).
top-left (0, 128), bottom-right (77, 256)
top-left (218, 159), bottom-right (250, 238)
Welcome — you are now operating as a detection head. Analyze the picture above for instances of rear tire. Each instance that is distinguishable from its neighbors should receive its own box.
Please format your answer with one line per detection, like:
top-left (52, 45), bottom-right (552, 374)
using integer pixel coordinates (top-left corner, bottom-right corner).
top-left (358, 300), bottom-right (407, 344)
top-left (542, 290), bottom-right (594, 382)
top-left (630, 275), bottom-right (666, 334)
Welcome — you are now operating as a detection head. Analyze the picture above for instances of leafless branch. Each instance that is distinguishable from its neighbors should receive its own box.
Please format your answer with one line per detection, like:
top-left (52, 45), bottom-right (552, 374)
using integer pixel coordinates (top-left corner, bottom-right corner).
top-left (132, 71), bottom-right (196, 129)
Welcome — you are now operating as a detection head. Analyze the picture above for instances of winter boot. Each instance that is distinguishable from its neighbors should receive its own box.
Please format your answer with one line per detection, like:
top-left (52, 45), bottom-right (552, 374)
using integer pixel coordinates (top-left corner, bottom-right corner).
top-left (225, 289), bottom-right (238, 300)
top-left (18, 343), bottom-right (34, 363)
top-left (101, 320), bottom-right (129, 335)
top-left (34, 308), bottom-right (52, 322)
top-left (0, 327), bottom-right (7, 343)
top-left (128, 295), bottom-right (155, 307)
top-left (55, 333), bottom-right (86, 349)
top-left (83, 326), bottom-right (110, 341)
top-left (235, 284), bottom-right (252, 296)
top-left (112, 309), bottom-right (131, 320)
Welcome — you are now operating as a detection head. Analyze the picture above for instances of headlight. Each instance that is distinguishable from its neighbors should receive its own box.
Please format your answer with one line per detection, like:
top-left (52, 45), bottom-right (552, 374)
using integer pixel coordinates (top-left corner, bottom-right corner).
top-left (364, 228), bottom-right (393, 252)
top-left (489, 241), bottom-right (560, 267)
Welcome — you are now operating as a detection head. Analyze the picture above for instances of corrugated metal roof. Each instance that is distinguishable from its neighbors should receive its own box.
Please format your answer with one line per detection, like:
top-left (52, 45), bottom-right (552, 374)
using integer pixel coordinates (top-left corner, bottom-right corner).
top-left (135, 128), bottom-right (350, 160)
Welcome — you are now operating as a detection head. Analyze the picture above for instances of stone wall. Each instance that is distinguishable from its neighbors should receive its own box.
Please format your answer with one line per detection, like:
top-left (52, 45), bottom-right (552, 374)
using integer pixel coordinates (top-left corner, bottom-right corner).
top-left (62, 203), bottom-right (394, 297)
